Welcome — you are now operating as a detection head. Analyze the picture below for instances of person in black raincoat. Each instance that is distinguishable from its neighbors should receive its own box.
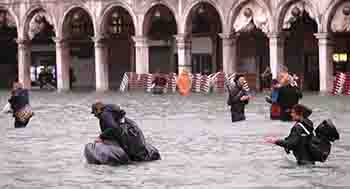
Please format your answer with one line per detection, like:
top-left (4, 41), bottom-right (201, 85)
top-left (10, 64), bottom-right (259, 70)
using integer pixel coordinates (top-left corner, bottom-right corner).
top-left (276, 72), bottom-right (303, 121)
top-left (266, 104), bottom-right (315, 165)
top-left (88, 102), bottom-right (161, 163)
top-left (227, 74), bottom-right (251, 122)
top-left (8, 82), bottom-right (33, 128)
top-left (152, 72), bottom-right (167, 94)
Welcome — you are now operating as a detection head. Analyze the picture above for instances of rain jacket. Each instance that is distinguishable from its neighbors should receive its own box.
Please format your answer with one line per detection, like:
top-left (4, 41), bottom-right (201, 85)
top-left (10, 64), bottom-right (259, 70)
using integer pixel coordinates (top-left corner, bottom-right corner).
top-left (275, 118), bottom-right (315, 165)
top-left (227, 85), bottom-right (249, 122)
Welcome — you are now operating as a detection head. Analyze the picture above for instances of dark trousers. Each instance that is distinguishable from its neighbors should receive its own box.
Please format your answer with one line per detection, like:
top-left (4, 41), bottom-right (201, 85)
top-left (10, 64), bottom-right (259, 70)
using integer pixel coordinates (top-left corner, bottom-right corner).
top-left (230, 109), bottom-right (246, 122)
top-left (14, 119), bottom-right (30, 128)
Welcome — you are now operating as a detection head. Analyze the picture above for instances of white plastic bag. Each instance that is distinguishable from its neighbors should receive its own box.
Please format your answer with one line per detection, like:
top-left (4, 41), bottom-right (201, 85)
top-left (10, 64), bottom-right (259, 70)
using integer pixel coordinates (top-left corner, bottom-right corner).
top-left (2, 102), bottom-right (12, 114)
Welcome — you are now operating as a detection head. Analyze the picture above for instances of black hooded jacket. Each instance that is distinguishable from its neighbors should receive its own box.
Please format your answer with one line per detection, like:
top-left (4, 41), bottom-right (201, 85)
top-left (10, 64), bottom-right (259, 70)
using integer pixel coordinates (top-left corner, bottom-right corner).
top-left (97, 105), bottom-right (160, 161)
top-left (275, 118), bottom-right (315, 165)
top-left (8, 88), bottom-right (30, 113)
top-left (227, 85), bottom-right (249, 122)
top-left (277, 84), bottom-right (303, 121)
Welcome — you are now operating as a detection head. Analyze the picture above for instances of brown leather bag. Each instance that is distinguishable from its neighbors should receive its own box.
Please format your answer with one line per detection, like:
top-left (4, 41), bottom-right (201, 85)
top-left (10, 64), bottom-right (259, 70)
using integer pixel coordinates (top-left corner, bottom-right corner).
top-left (15, 105), bottom-right (33, 123)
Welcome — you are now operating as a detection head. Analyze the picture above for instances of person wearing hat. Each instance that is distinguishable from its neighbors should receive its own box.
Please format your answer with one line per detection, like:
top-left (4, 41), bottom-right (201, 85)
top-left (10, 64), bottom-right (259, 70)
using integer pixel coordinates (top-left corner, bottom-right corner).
top-left (266, 104), bottom-right (315, 165)
top-left (90, 102), bottom-right (161, 162)
top-left (227, 74), bottom-right (251, 122)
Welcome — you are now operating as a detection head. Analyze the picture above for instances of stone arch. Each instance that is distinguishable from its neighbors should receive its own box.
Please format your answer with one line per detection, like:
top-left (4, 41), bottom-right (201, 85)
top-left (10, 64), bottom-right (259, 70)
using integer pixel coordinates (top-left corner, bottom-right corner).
top-left (59, 4), bottom-right (96, 38)
top-left (0, 6), bottom-right (19, 32)
top-left (21, 5), bottom-right (55, 40)
top-left (142, 2), bottom-right (179, 36)
top-left (0, 6), bottom-right (19, 88)
top-left (228, 0), bottom-right (272, 34)
top-left (182, 0), bottom-right (225, 34)
top-left (324, 0), bottom-right (350, 33)
top-left (99, 2), bottom-right (137, 36)
top-left (276, 0), bottom-right (321, 32)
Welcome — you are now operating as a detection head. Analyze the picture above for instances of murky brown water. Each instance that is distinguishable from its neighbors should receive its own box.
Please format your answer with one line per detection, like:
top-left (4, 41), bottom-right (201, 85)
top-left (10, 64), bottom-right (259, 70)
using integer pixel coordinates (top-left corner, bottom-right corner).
top-left (0, 90), bottom-right (349, 188)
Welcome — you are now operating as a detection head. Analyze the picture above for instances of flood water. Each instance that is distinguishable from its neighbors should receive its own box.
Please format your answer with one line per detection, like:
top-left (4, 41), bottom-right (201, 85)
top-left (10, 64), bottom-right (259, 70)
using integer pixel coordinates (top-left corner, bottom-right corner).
top-left (0, 90), bottom-right (349, 188)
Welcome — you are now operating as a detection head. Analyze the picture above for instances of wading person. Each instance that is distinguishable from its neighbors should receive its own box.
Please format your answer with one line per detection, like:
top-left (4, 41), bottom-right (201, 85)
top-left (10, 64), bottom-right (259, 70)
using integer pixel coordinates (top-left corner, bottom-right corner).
top-left (276, 71), bottom-right (303, 121)
top-left (265, 104), bottom-right (315, 165)
top-left (265, 79), bottom-right (281, 120)
top-left (152, 72), bottom-right (167, 95)
top-left (177, 70), bottom-right (191, 96)
top-left (8, 82), bottom-right (33, 128)
top-left (85, 102), bottom-right (160, 165)
top-left (227, 74), bottom-right (251, 122)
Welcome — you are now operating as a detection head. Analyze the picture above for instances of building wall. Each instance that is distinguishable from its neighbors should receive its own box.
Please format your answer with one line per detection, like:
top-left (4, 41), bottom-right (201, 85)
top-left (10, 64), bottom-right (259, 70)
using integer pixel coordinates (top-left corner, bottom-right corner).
top-left (0, 0), bottom-right (348, 90)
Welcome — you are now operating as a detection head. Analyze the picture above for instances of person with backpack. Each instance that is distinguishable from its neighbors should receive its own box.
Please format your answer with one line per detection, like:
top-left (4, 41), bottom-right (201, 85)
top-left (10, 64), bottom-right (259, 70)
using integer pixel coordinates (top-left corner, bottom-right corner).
top-left (85, 102), bottom-right (161, 165)
top-left (265, 104), bottom-right (315, 165)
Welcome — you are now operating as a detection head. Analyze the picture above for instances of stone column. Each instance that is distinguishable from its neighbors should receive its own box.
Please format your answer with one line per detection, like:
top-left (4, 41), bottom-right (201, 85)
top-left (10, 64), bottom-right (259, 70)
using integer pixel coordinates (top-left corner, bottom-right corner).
top-left (54, 37), bottom-right (70, 92)
top-left (315, 33), bottom-right (334, 93)
top-left (175, 34), bottom-right (191, 74)
top-left (92, 36), bottom-right (109, 92)
top-left (268, 33), bottom-right (285, 79)
top-left (17, 39), bottom-right (31, 89)
top-left (219, 33), bottom-right (237, 74)
top-left (132, 36), bottom-right (149, 74)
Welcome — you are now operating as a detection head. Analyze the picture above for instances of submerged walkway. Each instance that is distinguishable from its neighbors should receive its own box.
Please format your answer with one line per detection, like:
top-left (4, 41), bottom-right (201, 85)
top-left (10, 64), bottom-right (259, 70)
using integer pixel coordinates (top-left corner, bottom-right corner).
top-left (0, 91), bottom-right (349, 188)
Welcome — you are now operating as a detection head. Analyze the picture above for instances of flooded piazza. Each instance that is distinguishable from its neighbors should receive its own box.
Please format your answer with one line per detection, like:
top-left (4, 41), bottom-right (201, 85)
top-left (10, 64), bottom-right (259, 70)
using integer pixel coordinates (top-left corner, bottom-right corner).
top-left (0, 90), bottom-right (349, 188)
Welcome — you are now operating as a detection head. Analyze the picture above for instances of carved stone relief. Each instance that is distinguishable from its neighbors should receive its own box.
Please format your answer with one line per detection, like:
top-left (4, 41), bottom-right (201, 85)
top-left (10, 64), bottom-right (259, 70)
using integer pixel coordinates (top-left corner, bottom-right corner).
top-left (331, 2), bottom-right (350, 32)
top-left (233, 1), bottom-right (269, 34)
top-left (0, 9), bottom-right (16, 29)
top-left (28, 11), bottom-right (53, 40)
top-left (282, 1), bottom-right (316, 30)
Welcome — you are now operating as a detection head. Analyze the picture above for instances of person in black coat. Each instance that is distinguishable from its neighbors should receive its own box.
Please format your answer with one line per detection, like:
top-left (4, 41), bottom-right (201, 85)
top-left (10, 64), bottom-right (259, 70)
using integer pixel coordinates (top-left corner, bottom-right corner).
top-left (91, 102), bottom-right (161, 162)
top-left (227, 74), bottom-right (251, 122)
top-left (152, 73), bottom-right (167, 94)
top-left (277, 72), bottom-right (303, 121)
top-left (8, 82), bottom-right (33, 128)
top-left (266, 104), bottom-right (315, 165)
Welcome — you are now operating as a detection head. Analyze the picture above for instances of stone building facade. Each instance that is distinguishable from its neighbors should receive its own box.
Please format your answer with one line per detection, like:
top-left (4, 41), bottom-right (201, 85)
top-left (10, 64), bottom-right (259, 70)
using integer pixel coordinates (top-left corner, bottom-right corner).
top-left (0, 0), bottom-right (349, 92)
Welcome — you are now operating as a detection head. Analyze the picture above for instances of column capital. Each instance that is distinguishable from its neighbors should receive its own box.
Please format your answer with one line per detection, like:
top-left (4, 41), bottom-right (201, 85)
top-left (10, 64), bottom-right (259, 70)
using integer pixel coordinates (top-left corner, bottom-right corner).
top-left (268, 32), bottom-right (285, 46)
top-left (174, 34), bottom-right (191, 49)
top-left (174, 34), bottom-right (188, 42)
top-left (219, 33), bottom-right (238, 46)
top-left (267, 32), bottom-right (285, 39)
top-left (92, 36), bottom-right (108, 48)
top-left (16, 38), bottom-right (30, 46)
top-left (132, 36), bottom-right (149, 47)
top-left (314, 33), bottom-right (334, 46)
top-left (53, 37), bottom-right (69, 48)
top-left (314, 33), bottom-right (333, 40)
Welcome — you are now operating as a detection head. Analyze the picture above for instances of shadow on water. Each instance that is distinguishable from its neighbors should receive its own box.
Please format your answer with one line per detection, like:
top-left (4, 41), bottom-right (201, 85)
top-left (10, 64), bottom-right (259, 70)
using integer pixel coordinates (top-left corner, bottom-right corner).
top-left (0, 90), bottom-right (349, 188)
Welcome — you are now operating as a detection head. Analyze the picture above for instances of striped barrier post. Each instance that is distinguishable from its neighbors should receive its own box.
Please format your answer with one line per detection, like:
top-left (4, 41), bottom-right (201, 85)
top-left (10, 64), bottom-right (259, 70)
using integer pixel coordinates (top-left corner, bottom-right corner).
top-left (119, 72), bottom-right (129, 92)
top-left (342, 73), bottom-right (350, 95)
top-left (332, 72), bottom-right (345, 95)
top-left (168, 73), bottom-right (177, 93)
top-left (145, 74), bottom-right (153, 93)
top-left (200, 75), bottom-right (211, 93)
top-left (128, 72), bottom-right (139, 90)
top-left (192, 73), bottom-right (202, 93)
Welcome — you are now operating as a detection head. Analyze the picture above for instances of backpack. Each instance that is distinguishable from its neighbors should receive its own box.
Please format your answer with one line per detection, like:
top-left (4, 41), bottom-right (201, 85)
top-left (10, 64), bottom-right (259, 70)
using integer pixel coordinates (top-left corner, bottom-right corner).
top-left (298, 119), bottom-right (340, 162)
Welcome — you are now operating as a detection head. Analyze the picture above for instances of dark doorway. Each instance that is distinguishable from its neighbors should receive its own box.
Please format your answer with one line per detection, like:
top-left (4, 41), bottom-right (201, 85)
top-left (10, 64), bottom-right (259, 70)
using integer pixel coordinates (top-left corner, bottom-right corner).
top-left (284, 10), bottom-right (319, 91)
